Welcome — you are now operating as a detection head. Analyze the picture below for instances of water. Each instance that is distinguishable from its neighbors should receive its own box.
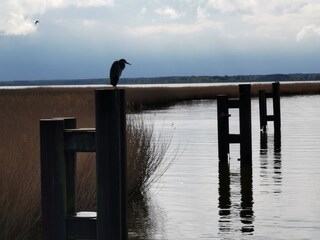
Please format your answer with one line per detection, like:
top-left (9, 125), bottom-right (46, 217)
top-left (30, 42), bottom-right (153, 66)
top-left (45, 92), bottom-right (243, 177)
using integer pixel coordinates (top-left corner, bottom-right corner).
top-left (128, 95), bottom-right (320, 239)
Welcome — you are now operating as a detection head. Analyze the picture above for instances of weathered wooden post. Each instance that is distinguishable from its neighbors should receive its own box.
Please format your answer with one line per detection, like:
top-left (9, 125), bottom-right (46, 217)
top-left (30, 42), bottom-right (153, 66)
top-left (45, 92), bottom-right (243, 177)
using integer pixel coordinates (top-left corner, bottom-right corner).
top-left (239, 84), bottom-right (252, 164)
top-left (259, 90), bottom-right (267, 132)
top-left (95, 89), bottom-right (127, 240)
top-left (119, 91), bottom-right (128, 239)
top-left (40, 89), bottom-right (128, 240)
top-left (272, 82), bottom-right (281, 150)
top-left (258, 82), bottom-right (281, 150)
top-left (217, 95), bottom-right (230, 162)
top-left (64, 118), bottom-right (77, 216)
top-left (40, 118), bottom-right (67, 240)
top-left (217, 84), bottom-right (252, 163)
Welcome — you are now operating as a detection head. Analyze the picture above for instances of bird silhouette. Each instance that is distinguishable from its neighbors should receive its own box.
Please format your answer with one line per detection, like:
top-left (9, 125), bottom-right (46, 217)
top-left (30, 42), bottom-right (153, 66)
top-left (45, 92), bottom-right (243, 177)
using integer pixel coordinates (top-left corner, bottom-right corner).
top-left (109, 59), bottom-right (131, 87)
top-left (35, 20), bottom-right (39, 25)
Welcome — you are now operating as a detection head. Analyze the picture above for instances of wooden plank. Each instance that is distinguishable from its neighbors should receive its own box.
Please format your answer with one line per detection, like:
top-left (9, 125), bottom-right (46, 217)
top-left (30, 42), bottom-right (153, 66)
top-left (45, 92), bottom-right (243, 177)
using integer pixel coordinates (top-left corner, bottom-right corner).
top-left (66, 211), bottom-right (97, 239)
top-left (266, 115), bottom-right (274, 121)
top-left (265, 92), bottom-right (273, 98)
top-left (64, 128), bottom-right (96, 152)
top-left (228, 134), bottom-right (240, 144)
top-left (228, 98), bottom-right (239, 108)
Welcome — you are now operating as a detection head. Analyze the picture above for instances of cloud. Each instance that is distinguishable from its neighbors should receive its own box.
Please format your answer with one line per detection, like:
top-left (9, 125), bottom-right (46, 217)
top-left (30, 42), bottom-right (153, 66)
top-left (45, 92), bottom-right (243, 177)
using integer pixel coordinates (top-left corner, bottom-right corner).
top-left (126, 19), bottom-right (222, 36)
top-left (207, 0), bottom-right (256, 13)
top-left (155, 7), bottom-right (182, 20)
top-left (296, 24), bottom-right (320, 42)
top-left (44, 0), bottom-right (114, 8)
top-left (0, 0), bottom-right (114, 36)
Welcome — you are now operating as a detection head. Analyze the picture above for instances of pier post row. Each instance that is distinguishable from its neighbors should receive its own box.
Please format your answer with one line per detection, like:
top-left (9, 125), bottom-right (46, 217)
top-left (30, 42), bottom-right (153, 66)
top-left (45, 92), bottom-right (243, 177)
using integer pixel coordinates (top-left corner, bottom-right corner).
top-left (217, 84), bottom-right (252, 164)
top-left (40, 89), bottom-right (127, 240)
top-left (259, 82), bottom-right (281, 149)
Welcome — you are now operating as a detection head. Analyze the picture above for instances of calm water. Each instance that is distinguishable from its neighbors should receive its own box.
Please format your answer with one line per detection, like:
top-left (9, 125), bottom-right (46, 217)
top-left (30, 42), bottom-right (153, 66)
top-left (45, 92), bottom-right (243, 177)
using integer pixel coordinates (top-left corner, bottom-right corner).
top-left (128, 95), bottom-right (320, 239)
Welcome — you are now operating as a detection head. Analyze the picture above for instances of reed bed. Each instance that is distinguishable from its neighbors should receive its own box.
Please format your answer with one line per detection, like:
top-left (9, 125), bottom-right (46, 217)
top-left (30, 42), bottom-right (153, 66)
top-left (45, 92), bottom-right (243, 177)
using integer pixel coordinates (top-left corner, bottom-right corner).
top-left (0, 88), bottom-right (172, 239)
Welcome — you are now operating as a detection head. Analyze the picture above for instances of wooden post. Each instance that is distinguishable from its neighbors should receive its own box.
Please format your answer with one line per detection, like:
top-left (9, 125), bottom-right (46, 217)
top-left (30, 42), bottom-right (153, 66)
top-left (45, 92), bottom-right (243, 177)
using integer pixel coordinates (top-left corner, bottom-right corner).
top-left (239, 84), bottom-right (252, 164)
top-left (40, 119), bottom-right (66, 240)
top-left (119, 91), bottom-right (128, 240)
top-left (95, 89), bottom-right (127, 240)
top-left (64, 118), bottom-right (77, 216)
top-left (259, 90), bottom-right (267, 132)
top-left (272, 82), bottom-right (281, 150)
top-left (217, 95), bottom-right (230, 162)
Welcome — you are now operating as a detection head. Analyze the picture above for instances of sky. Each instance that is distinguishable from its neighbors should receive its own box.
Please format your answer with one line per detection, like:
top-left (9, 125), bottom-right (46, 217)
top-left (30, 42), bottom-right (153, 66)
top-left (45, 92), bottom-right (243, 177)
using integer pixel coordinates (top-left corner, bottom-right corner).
top-left (1, 0), bottom-right (320, 81)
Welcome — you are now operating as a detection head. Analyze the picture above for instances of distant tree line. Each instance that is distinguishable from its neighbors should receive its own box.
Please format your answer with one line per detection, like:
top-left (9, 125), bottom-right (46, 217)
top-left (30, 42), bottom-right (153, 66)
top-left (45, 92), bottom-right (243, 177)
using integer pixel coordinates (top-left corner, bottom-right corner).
top-left (121, 73), bottom-right (320, 84)
top-left (1, 73), bottom-right (320, 86)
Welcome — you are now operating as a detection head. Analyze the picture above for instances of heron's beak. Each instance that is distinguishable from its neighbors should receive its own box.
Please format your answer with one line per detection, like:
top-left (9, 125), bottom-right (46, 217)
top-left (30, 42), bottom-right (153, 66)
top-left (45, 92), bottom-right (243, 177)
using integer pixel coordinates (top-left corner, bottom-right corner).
top-left (125, 61), bottom-right (131, 65)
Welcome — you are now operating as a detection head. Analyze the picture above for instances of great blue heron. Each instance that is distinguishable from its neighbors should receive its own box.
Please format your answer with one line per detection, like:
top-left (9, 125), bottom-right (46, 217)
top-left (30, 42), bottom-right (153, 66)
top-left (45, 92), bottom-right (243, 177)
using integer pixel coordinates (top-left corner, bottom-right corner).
top-left (109, 59), bottom-right (131, 87)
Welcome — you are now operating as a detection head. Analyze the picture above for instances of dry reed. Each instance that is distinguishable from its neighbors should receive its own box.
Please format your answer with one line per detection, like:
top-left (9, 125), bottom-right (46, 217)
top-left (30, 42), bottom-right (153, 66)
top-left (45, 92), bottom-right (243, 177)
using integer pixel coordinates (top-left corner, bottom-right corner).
top-left (0, 88), bottom-right (172, 239)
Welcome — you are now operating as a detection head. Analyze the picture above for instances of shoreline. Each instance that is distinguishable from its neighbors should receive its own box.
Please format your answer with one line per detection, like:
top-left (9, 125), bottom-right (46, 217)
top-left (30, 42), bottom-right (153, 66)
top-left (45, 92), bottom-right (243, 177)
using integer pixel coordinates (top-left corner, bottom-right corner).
top-left (1, 81), bottom-right (320, 108)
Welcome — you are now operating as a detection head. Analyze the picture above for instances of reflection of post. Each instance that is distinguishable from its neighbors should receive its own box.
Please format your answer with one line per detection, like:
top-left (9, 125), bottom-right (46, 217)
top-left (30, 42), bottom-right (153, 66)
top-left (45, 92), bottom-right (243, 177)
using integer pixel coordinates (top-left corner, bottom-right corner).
top-left (218, 161), bottom-right (231, 233)
top-left (273, 150), bottom-right (282, 189)
top-left (260, 132), bottom-right (268, 154)
top-left (240, 163), bottom-right (254, 234)
top-left (218, 162), bottom-right (231, 216)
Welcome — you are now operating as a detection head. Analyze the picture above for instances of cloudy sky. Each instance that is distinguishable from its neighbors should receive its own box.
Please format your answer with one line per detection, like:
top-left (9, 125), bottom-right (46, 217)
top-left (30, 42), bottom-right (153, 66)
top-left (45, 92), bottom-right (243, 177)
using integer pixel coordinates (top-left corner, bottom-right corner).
top-left (1, 0), bottom-right (320, 81)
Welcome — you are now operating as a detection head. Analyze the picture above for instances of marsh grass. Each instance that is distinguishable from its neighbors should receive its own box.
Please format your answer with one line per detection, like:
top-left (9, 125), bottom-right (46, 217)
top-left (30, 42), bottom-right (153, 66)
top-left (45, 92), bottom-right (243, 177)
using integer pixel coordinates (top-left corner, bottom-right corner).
top-left (0, 88), bottom-right (173, 239)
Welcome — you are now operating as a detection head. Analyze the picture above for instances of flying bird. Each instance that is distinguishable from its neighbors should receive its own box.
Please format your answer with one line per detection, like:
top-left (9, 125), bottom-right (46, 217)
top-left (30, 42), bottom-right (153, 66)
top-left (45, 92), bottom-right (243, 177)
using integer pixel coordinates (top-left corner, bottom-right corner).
top-left (35, 20), bottom-right (39, 25)
top-left (109, 59), bottom-right (131, 87)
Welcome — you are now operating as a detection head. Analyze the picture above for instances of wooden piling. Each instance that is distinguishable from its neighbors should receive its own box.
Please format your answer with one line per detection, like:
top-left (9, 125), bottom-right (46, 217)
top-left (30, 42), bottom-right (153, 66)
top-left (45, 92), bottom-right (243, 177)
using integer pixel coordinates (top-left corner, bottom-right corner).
top-left (217, 95), bottom-right (230, 162)
top-left (40, 119), bottom-right (67, 240)
top-left (95, 89), bottom-right (127, 240)
top-left (258, 82), bottom-right (281, 150)
top-left (259, 90), bottom-right (267, 132)
top-left (217, 84), bottom-right (252, 163)
top-left (64, 118), bottom-right (77, 216)
top-left (40, 89), bottom-right (128, 239)
top-left (272, 82), bottom-right (281, 150)
top-left (239, 84), bottom-right (252, 164)
top-left (119, 90), bottom-right (128, 240)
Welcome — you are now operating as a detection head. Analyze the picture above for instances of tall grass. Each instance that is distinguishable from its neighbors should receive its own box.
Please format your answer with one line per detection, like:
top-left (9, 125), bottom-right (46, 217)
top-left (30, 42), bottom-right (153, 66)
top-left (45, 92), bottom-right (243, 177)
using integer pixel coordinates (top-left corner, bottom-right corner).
top-left (0, 88), bottom-right (173, 239)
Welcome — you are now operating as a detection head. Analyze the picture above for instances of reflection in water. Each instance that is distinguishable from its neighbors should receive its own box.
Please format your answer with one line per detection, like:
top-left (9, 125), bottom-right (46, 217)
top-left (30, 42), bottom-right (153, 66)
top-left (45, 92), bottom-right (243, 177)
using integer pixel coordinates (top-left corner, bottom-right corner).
top-left (260, 129), bottom-right (281, 152)
top-left (128, 197), bottom-right (166, 240)
top-left (240, 163), bottom-right (254, 233)
top-left (273, 149), bottom-right (282, 193)
top-left (218, 161), bottom-right (254, 235)
top-left (260, 132), bottom-right (282, 194)
top-left (126, 96), bottom-right (320, 239)
top-left (218, 162), bottom-right (231, 233)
